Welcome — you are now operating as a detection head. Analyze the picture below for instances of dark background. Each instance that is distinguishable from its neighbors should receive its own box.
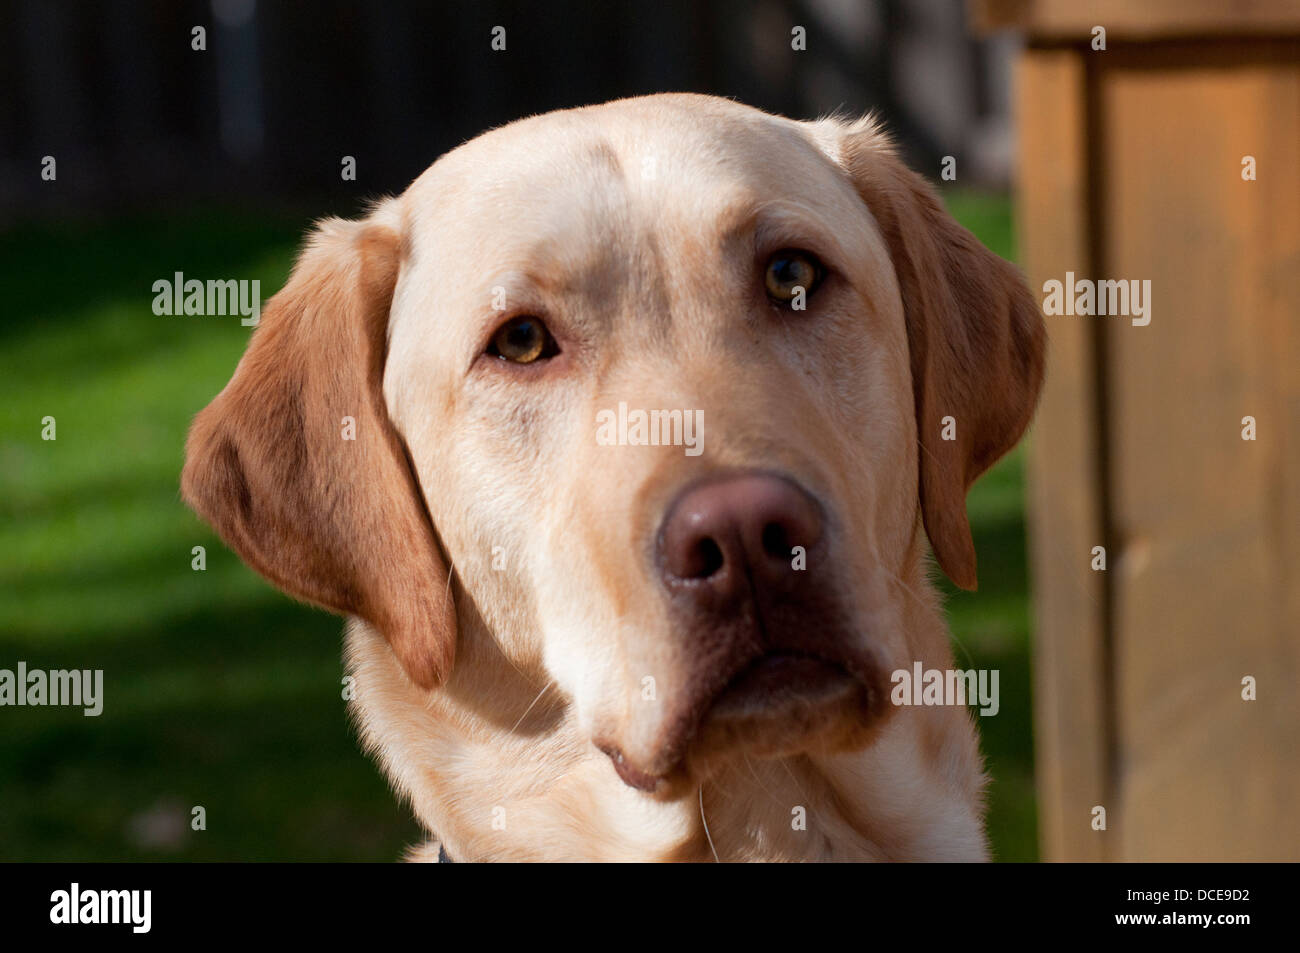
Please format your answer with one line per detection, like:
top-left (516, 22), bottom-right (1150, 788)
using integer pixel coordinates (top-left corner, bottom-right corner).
top-left (2, 0), bottom-right (1018, 219)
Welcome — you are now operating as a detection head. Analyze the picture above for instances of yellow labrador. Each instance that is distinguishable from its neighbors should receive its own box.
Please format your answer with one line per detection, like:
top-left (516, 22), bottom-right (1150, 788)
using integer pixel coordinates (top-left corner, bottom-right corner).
top-left (182, 94), bottom-right (1044, 861)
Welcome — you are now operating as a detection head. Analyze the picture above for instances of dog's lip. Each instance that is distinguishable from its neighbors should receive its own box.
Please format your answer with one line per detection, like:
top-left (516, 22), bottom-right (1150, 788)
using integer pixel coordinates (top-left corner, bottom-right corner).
top-left (595, 741), bottom-right (667, 793)
top-left (597, 649), bottom-right (873, 794)
top-left (703, 650), bottom-right (857, 721)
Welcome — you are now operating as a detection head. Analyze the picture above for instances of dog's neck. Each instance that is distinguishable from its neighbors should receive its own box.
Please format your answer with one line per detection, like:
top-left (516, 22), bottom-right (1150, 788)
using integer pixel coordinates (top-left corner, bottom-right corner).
top-left (344, 595), bottom-right (989, 862)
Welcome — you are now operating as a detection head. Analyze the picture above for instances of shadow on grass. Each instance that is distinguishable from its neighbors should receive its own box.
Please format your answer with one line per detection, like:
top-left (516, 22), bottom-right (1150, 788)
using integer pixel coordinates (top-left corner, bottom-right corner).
top-left (0, 209), bottom-right (305, 336)
top-left (0, 599), bottom-right (422, 862)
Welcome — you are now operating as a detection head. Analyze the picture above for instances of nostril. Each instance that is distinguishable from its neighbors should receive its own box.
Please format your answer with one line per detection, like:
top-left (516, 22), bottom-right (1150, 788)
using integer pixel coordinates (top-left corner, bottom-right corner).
top-left (658, 473), bottom-right (824, 589)
top-left (761, 522), bottom-right (791, 560)
top-left (694, 537), bottom-right (725, 578)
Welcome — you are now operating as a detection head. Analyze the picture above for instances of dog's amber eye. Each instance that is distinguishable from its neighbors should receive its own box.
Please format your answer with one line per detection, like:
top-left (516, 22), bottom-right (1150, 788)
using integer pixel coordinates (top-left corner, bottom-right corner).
top-left (488, 316), bottom-right (557, 364)
top-left (764, 250), bottom-right (823, 304)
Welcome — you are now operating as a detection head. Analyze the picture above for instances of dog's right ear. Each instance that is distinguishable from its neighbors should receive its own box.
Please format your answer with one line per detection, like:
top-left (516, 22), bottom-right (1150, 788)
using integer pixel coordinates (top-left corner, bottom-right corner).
top-left (181, 204), bottom-right (456, 689)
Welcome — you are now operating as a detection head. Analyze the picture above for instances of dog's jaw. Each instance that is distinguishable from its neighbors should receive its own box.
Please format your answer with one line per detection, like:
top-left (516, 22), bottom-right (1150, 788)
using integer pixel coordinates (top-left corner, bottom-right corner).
top-left (343, 600), bottom-right (989, 863)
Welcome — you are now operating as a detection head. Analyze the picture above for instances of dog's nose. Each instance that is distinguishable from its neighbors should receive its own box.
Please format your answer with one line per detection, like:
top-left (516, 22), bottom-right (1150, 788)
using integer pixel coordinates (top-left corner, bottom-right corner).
top-left (657, 473), bottom-right (824, 600)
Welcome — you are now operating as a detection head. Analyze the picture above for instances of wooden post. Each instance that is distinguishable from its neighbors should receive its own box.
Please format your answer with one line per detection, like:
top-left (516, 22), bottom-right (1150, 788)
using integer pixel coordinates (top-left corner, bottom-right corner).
top-left (974, 0), bottom-right (1300, 861)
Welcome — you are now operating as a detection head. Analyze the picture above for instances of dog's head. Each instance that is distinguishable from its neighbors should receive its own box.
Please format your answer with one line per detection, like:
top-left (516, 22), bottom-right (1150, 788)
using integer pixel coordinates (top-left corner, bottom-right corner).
top-left (183, 94), bottom-right (1043, 797)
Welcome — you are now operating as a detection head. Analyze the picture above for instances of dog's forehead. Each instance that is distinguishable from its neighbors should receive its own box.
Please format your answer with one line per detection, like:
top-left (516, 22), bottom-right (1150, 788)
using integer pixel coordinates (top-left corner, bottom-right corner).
top-left (401, 96), bottom-right (862, 265)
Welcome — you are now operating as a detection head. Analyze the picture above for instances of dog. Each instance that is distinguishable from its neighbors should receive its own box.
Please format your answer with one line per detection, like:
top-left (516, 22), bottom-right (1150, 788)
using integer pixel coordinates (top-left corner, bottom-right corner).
top-left (182, 93), bottom-right (1045, 861)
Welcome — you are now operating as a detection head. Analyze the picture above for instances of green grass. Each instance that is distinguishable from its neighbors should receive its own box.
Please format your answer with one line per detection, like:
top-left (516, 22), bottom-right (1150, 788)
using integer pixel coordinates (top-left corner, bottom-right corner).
top-left (0, 191), bottom-right (1036, 861)
top-left (0, 209), bottom-right (422, 860)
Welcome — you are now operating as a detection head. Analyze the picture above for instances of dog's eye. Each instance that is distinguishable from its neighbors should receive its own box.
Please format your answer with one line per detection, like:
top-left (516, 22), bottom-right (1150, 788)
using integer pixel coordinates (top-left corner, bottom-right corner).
top-left (488, 316), bottom-right (558, 364)
top-left (764, 250), bottom-right (823, 304)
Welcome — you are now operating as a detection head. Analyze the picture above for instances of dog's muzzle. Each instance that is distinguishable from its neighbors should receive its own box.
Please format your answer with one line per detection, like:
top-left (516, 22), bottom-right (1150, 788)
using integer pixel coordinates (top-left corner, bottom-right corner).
top-left (597, 470), bottom-right (889, 793)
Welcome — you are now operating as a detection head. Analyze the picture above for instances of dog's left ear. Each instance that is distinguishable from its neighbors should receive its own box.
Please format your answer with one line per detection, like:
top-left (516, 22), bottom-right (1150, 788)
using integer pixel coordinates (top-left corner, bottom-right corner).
top-left (823, 119), bottom-right (1046, 590)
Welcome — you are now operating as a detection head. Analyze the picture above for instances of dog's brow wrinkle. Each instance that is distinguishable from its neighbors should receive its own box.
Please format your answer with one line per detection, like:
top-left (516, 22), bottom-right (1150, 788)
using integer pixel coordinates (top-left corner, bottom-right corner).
top-left (711, 201), bottom-right (760, 247)
top-left (583, 140), bottom-right (623, 178)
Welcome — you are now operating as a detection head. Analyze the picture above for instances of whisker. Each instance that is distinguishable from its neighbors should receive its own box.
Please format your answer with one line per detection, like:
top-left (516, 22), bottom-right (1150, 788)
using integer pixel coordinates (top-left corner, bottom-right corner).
top-left (510, 680), bottom-right (554, 733)
top-left (699, 785), bottom-right (720, 863)
top-left (743, 753), bottom-right (782, 806)
top-left (863, 535), bottom-right (978, 670)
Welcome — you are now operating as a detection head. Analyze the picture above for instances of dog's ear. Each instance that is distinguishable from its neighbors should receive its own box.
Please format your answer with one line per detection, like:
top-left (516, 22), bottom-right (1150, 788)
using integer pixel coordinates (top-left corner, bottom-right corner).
top-left (181, 204), bottom-right (455, 688)
top-left (830, 120), bottom-right (1046, 590)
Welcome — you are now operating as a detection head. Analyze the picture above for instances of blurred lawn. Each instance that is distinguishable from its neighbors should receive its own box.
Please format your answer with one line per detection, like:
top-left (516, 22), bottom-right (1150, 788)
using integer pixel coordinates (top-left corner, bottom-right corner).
top-left (0, 192), bottom-right (1036, 861)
